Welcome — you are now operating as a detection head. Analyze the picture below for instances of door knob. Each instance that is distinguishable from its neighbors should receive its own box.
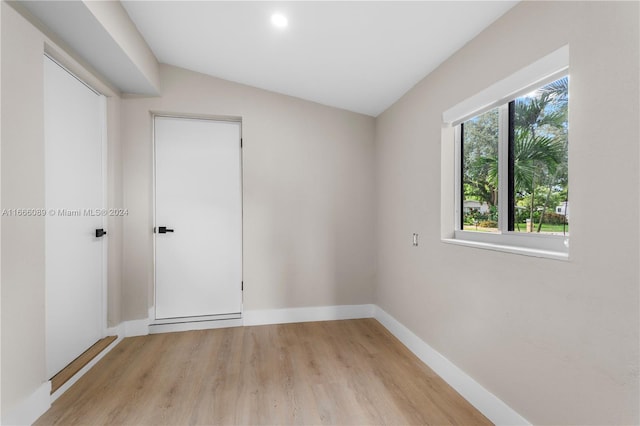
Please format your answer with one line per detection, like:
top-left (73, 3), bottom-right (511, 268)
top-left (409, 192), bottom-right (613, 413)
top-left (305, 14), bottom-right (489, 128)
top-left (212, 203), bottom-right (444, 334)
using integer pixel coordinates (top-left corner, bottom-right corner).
top-left (157, 226), bottom-right (174, 234)
top-left (95, 229), bottom-right (107, 238)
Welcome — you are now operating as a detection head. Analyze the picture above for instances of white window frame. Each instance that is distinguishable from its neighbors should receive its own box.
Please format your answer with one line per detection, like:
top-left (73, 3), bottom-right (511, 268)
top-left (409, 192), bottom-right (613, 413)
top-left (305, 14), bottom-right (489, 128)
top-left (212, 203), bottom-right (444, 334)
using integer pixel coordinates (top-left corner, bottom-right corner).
top-left (442, 46), bottom-right (570, 261)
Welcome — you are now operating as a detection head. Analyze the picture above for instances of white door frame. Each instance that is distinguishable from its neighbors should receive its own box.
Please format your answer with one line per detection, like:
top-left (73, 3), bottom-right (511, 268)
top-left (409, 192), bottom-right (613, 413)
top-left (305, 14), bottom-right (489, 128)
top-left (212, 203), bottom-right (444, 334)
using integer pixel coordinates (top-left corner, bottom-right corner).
top-left (151, 113), bottom-right (243, 323)
top-left (99, 91), bottom-right (108, 337)
top-left (44, 54), bottom-right (109, 376)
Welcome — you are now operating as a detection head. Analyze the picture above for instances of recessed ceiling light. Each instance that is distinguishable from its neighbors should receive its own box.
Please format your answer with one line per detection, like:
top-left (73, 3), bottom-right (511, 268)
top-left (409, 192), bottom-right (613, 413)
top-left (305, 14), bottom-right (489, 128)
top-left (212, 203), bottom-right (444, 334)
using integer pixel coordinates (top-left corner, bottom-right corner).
top-left (271, 13), bottom-right (288, 28)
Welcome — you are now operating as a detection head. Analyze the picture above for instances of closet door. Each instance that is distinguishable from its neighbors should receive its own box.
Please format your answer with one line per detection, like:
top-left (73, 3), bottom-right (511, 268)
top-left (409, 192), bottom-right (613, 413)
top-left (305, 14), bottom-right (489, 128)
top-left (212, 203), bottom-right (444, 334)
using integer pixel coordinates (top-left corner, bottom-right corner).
top-left (44, 56), bottom-right (105, 377)
top-left (154, 116), bottom-right (242, 320)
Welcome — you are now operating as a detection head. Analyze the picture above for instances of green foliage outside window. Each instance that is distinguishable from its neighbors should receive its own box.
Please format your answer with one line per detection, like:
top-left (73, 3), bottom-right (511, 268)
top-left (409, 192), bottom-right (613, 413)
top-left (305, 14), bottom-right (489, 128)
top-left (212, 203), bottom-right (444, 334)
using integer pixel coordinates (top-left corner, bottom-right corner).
top-left (462, 76), bottom-right (569, 234)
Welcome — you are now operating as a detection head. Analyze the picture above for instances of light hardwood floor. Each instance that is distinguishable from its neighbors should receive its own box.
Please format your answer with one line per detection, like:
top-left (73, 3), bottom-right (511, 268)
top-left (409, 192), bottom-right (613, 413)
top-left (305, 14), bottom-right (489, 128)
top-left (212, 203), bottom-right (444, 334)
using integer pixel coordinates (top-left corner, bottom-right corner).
top-left (36, 319), bottom-right (492, 425)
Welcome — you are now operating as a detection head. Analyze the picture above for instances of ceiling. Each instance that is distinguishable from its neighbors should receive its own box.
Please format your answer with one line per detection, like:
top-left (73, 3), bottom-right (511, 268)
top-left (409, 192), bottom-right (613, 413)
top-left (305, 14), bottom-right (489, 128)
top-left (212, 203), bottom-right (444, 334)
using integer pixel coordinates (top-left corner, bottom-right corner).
top-left (20, 1), bottom-right (518, 117)
top-left (122, 1), bottom-right (518, 117)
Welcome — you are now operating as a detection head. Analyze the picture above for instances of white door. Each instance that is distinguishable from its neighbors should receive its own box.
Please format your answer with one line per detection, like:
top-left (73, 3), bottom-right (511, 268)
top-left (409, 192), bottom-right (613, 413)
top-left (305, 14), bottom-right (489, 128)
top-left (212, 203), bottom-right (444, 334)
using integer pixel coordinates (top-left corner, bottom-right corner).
top-left (44, 56), bottom-right (105, 377)
top-left (154, 117), bottom-right (242, 320)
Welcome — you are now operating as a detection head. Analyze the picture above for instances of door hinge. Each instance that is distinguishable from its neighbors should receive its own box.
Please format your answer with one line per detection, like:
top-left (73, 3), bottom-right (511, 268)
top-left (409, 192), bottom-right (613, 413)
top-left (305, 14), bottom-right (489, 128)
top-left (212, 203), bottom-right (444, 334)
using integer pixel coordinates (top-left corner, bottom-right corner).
top-left (240, 138), bottom-right (243, 148)
top-left (241, 281), bottom-right (244, 291)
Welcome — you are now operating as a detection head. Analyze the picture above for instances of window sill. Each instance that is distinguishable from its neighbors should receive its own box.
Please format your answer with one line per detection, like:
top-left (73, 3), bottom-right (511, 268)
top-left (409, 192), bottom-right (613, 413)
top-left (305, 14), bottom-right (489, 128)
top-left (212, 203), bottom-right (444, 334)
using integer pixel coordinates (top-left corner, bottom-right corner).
top-left (441, 238), bottom-right (569, 261)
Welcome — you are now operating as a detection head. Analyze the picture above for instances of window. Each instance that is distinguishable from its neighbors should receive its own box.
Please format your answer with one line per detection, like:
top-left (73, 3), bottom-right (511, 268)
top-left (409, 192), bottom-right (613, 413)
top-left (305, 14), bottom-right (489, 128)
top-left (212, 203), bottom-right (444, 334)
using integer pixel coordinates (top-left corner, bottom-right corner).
top-left (442, 46), bottom-right (570, 259)
top-left (461, 107), bottom-right (500, 233)
top-left (510, 77), bottom-right (569, 235)
top-left (461, 77), bottom-right (569, 236)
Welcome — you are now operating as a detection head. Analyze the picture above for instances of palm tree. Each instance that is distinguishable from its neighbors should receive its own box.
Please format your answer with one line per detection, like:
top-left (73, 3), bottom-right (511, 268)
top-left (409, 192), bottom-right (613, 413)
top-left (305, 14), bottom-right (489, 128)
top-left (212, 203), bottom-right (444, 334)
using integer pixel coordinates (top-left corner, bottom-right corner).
top-left (514, 77), bottom-right (568, 231)
top-left (513, 128), bottom-right (563, 228)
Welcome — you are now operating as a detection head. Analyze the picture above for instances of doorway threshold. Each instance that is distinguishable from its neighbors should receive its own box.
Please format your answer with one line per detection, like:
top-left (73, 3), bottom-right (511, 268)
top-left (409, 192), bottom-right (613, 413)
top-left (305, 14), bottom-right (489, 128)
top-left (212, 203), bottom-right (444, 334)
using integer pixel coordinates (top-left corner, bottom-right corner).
top-left (50, 335), bottom-right (117, 394)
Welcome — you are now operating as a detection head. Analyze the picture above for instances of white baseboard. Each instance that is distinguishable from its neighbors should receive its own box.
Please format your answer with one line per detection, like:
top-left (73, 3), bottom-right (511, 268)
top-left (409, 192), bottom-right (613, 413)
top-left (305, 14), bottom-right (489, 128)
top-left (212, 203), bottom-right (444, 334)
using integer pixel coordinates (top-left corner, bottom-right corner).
top-left (123, 317), bottom-right (150, 337)
top-left (373, 306), bottom-right (530, 426)
top-left (143, 303), bottom-right (375, 333)
top-left (1, 381), bottom-right (51, 426)
top-left (50, 334), bottom-right (123, 403)
top-left (105, 322), bottom-right (124, 337)
top-left (243, 303), bottom-right (375, 326)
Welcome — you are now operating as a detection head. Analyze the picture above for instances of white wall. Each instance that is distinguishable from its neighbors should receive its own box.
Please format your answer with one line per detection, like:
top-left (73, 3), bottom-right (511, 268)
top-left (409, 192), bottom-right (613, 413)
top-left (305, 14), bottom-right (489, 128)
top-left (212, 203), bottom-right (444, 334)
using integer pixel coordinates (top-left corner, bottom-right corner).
top-left (120, 64), bottom-right (377, 320)
top-left (1, 3), bottom-right (47, 415)
top-left (106, 97), bottom-right (123, 327)
top-left (375, 1), bottom-right (639, 424)
top-left (0, 2), bottom-right (123, 418)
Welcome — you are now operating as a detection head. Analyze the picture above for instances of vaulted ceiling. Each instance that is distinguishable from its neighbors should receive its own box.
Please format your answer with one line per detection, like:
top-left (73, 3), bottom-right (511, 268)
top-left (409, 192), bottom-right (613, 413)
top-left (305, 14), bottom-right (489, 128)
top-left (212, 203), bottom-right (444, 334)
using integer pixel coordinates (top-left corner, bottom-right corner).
top-left (21, 1), bottom-right (518, 117)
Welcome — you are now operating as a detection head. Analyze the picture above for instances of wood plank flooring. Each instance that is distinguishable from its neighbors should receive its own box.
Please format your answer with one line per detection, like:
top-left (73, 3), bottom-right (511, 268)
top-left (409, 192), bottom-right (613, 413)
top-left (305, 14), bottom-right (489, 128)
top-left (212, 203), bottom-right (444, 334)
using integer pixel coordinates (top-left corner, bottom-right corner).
top-left (50, 336), bottom-right (118, 394)
top-left (35, 319), bottom-right (492, 425)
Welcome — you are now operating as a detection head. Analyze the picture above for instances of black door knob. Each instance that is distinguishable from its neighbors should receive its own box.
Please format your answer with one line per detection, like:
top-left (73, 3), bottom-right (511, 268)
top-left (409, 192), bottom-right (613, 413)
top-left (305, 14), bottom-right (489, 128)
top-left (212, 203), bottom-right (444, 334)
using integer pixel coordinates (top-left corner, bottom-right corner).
top-left (158, 226), bottom-right (174, 234)
top-left (95, 229), bottom-right (107, 238)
